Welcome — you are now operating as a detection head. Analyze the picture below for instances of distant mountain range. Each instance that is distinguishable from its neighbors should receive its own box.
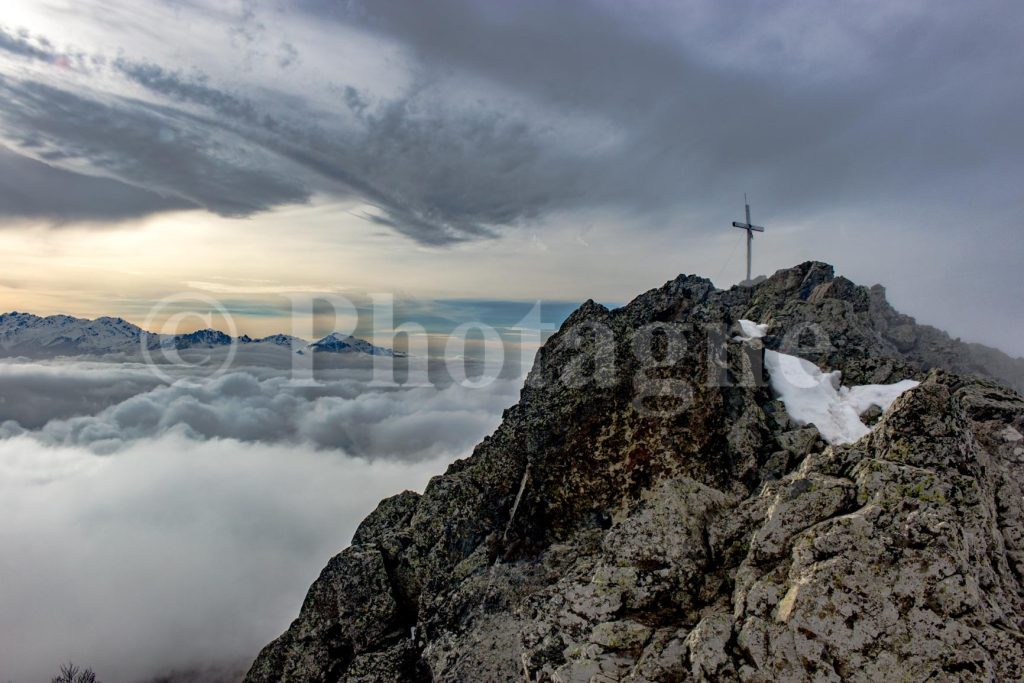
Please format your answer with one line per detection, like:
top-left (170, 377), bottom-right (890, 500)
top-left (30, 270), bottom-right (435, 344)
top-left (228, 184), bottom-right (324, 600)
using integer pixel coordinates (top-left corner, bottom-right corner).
top-left (0, 312), bottom-right (401, 358)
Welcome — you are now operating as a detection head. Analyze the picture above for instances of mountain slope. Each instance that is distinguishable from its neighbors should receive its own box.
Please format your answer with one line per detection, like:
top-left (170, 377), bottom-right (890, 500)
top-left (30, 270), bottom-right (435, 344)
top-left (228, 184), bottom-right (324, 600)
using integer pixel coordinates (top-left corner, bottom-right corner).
top-left (244, 262), bottom-right (1024, 682)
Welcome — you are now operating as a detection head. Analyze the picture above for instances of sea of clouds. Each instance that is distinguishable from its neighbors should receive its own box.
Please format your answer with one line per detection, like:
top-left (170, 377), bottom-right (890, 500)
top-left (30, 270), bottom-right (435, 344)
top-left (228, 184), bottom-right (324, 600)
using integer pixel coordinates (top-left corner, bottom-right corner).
top-left (0, 355), bottom-right (520, 683)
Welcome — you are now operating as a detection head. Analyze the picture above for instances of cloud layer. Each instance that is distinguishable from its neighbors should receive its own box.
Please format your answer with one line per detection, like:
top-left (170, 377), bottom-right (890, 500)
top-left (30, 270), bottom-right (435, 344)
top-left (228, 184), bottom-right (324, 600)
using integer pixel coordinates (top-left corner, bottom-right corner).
top-left (0, 360), bottom-right (519, 456)
top-left (0, 358), bottom-right (516, 682)
top-left (0, 360), bottom-right (164, 429)
top-left (0, 358), bottom-right (516, 458)
top-left (0, 432), bottom-right (454, 683)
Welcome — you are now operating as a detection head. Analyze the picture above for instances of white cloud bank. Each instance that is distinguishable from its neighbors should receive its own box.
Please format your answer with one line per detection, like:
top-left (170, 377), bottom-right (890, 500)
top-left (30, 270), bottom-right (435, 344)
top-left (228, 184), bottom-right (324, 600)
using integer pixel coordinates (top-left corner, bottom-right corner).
top-left (0, 360), bottom-right (517, 682)
top-left (0, 360), bottom-right (520, 457)
top-left (0, 433), bottom-right (457, 682)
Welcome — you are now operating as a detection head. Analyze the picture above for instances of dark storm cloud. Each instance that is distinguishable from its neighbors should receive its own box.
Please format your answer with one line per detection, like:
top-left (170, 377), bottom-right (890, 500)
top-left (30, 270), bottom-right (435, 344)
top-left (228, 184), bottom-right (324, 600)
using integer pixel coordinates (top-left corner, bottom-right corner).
top-left (111, 58), bottom-right (264, 124)
top-left (106, 59), bottom-right (573, 244)
top-left (0, 145), bottom-right (195, 223)
top-left (0, 76), bottom-right (312, 216)
top-left (2, 2), bottom-right (1023, 243)
top-left (278, 41), bottom-right (299, 68)
top-left (328, 0), bottom-right (1024, 224)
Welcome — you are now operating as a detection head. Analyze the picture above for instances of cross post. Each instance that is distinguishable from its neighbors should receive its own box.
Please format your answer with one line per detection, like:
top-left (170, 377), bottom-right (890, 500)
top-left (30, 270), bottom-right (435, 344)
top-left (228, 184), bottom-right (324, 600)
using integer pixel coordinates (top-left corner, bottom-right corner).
top-left (731, 195), bottom-right (765, 282)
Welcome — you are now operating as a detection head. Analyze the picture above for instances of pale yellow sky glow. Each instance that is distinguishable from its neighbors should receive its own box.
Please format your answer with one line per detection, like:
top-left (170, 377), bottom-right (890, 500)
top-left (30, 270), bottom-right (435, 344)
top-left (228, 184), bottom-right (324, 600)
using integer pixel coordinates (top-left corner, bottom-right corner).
top-left (0, 197), bottom-right (745, 336)
top-left (1, 196), bottom-right (1013, 357)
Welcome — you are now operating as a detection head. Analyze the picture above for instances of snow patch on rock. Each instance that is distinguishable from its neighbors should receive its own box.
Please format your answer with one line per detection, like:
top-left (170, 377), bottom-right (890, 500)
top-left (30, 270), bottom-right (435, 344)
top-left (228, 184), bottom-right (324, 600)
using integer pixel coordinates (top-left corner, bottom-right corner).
top-left (737, 319), bottom-right (768, 340)
top-left (738, 320), bottom-right (918, 445)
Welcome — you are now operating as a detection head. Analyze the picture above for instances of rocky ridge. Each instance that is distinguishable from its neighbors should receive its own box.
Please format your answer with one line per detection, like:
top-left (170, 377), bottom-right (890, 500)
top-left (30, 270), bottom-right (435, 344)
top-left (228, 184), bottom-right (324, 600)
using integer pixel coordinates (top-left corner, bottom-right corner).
top-left (246, 262), bottom-right (1024, 682)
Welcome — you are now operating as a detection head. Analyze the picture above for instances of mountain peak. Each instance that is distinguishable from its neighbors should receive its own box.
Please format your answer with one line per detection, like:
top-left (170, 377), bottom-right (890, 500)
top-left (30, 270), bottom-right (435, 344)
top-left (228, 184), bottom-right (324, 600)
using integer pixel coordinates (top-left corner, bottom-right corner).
top-left (245, 262), bottom-right (1024, 682)
top-left (253, 333), bottom-right (307, 347)
top-left (308, 332), bottom-right (399, 357)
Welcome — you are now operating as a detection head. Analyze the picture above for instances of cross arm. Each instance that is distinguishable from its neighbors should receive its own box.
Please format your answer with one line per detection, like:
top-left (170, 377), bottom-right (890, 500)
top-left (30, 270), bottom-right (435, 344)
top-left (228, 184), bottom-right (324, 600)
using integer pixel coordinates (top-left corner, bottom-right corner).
top-left (733, 222), bottom-right (765, 232)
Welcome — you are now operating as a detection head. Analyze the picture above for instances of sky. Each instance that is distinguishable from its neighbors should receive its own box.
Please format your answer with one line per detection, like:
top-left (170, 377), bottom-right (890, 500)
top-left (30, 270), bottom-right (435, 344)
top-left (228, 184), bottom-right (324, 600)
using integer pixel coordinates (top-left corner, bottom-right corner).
top-left (0, 0), bottom-right (1021, 352)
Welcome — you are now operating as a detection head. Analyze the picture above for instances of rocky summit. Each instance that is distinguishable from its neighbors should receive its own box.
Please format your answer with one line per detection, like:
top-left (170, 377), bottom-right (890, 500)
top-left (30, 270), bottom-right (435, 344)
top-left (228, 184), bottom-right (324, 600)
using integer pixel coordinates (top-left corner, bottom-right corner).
top-left (245, 262), bottom-right (1024, 682)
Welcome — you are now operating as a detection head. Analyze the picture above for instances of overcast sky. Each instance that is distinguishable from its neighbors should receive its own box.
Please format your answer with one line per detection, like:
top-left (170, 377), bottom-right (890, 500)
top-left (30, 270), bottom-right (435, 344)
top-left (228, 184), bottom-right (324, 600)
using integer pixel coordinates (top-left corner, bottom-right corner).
top-left (0, 0), bottom-right (1022, 352)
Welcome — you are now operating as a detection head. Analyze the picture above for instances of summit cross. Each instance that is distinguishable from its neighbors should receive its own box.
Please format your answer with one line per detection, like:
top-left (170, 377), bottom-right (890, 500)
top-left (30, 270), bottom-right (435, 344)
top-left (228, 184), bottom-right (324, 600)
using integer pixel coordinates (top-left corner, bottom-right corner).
top-left (732, 195), bottom-right (765, 282)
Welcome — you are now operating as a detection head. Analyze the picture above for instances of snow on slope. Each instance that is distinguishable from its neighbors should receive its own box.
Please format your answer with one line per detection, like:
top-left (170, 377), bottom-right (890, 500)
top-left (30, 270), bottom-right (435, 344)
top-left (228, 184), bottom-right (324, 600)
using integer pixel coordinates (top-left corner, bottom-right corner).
top-left (763, 349), bottom-right (919, 445)
top-left (737, 319), bottom-right (919, 445)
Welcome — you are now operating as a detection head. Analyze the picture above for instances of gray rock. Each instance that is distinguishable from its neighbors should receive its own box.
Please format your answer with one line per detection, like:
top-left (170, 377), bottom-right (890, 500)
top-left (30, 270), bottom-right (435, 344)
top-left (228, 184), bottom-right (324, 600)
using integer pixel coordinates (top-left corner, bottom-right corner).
top-left (245, 263), bottom-right (1024, 682)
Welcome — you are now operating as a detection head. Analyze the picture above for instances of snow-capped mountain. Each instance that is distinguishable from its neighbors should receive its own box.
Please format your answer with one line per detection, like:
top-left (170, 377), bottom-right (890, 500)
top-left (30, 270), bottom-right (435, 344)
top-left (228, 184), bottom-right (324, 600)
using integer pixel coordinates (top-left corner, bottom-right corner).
top-left (0, 312), bottom-right (397, 358)
top-left (0, 311), bottom-right (144, 355)
top-left (307, 332), bottom-right (401, 357)
top-left (252, 334), bottom-right (305, 348)
top-left (150, 328), bottom-right (237, 350)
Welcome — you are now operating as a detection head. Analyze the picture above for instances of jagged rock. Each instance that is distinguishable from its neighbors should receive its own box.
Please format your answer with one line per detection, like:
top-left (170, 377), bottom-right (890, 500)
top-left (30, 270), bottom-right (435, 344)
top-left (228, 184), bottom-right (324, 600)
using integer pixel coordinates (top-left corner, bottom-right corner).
top-left (731, 375), bottom-right (1024, 682)
top-left (246, 547), bottom-right (416, 683)
top-left (352, 491), bottom-right (421, 545)
top-left (245, 262), bottom-right (1024, 682)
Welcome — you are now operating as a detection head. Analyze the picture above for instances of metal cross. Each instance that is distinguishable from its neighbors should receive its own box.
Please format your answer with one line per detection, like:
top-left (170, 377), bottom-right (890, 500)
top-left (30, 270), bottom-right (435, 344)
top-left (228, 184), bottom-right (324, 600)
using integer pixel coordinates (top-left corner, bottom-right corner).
top-left (732, 194), bottom-right (765, 282)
